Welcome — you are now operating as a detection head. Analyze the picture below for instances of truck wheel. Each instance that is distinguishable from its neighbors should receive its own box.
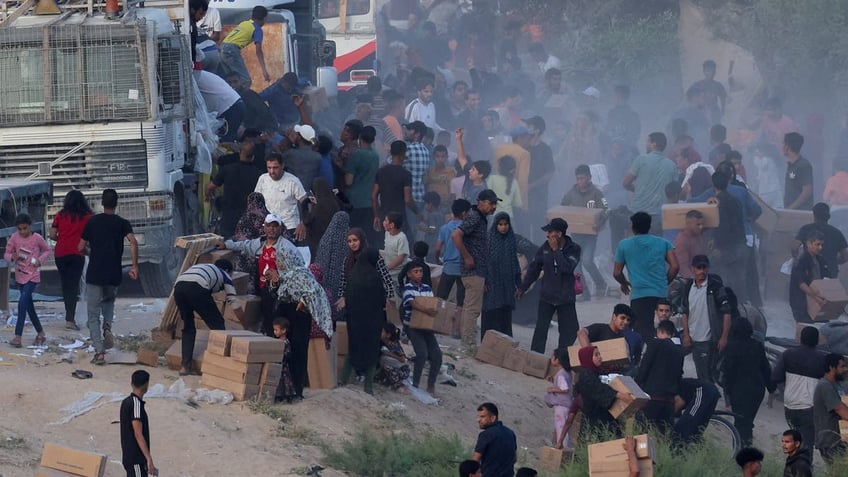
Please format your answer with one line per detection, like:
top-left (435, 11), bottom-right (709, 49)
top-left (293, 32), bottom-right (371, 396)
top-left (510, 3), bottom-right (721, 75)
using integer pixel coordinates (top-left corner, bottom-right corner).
top-left (140, 199), bottom-right (186, 297)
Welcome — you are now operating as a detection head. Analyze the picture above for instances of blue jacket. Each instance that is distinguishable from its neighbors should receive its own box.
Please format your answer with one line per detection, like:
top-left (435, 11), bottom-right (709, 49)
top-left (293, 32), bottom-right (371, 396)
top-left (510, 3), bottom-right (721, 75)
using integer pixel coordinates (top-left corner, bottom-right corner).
top-left (690, 183), bottom-right (762, 236)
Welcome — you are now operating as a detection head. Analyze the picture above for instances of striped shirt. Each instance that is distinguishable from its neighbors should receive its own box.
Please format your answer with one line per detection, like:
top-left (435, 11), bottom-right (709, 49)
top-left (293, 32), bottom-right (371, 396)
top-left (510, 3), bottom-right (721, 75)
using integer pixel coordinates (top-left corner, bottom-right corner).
top-left (401, 281), bottom-right (433, 324)
top-left (176, 264), bottom-right (237, 305)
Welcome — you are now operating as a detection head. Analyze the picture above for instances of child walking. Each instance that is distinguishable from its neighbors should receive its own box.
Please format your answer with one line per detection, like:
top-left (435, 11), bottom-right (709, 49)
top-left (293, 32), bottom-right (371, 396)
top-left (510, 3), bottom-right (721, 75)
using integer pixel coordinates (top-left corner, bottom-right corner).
top-left (5, 213), bottom-right (51, 348)
top-left (401, 262), bottom-right (443, 396)
top-left (272, 317), bottom-right (296, 403)
top-left (546, 348), bottom-right (574, 450)
top-left (375, 322), bottom-right (410, 389)
top-left (382, 211), bottom-right (410, 290)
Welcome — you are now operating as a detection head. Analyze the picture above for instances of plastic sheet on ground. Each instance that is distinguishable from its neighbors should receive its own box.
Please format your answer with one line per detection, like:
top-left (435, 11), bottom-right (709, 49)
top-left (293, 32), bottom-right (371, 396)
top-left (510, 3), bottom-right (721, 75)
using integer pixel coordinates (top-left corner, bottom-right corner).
top-left (59, 340), bottom-right (85, 350)
top-left (52, 379), bottom-right (232, 425)
top-left (403, 379), bottom-right (439, 405)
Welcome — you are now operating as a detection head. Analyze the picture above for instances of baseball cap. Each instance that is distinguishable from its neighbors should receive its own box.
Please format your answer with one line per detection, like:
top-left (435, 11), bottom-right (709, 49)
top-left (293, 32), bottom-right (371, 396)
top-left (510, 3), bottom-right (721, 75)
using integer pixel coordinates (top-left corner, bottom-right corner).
top-left (404, 120), bottom-right (427, 137)
top-left (523, 115), bottom-right (546, 134)
top-left (264, 213), bottom-right (283, 226)
top-left (691, 254), bottom-right (710, 268)
top-left (509, 125), bottom-right (531, 137)
top-left (477, 189), bottom-right (502, 203)
top-left (542, 218), bottom-right (568, 233)
top-left (294, 124), bottom-right (316, 143)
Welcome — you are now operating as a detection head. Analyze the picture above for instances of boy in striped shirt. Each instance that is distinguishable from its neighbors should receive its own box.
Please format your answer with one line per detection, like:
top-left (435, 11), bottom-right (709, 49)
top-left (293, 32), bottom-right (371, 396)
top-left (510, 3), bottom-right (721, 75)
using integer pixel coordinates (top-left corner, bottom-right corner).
top-left (401, 263), bottom-right (443, 396)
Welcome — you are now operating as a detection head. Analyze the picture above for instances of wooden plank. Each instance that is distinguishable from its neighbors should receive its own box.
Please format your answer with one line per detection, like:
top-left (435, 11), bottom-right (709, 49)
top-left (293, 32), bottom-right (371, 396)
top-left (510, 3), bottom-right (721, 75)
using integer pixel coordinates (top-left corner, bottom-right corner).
top-left (0, 0), bottom-right (35, 28)
top-left (158, 235), bottom-right (223, 331)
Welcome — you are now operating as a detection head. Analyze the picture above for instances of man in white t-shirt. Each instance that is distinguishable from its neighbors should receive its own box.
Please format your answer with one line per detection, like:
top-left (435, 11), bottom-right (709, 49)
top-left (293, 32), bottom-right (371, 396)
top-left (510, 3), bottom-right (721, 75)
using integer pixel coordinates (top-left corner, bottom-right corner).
top-left (196, 7), bottom-right (222, 72)
top-left (404, 78), bottom-right (442, 132)
top-left (254, 153), bottom-right (308, 244)
top-left (195, 70), bottom-right (245, 142)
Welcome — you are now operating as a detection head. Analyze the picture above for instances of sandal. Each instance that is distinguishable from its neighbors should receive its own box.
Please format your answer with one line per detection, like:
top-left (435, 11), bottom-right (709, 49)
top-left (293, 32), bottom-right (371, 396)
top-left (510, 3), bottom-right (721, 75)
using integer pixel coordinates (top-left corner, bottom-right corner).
top-left (9, 336), bottom-right (22, 348)
top-left (34, 333), bottom-right (46, 347)
top-left (90, 353), bottom-right (106, 366)
top-left (71, 369), bottom-right (93, 379)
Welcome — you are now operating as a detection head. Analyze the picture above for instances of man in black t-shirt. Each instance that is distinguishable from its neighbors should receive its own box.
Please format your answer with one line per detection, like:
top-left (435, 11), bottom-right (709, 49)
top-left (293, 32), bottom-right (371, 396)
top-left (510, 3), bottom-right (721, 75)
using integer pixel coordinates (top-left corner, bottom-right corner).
top-left (373, 141), bottom-right (418, 240)
top-left (120, 370), bottom-right (155, 477)
top-left (784, 132), bottom-right (814, 210)
top-left (79, 189), bottom-right (138, 365)
top-left (207, 138), bottom-right (263, 238)
top-left (794, 202), bottom-right (848, 278)
top-left (524, 116), bottom-right (555, 240)
top-left (577, 302), bottom-right (633, 347)
top-left (473, 402), bottom-right (517, 477)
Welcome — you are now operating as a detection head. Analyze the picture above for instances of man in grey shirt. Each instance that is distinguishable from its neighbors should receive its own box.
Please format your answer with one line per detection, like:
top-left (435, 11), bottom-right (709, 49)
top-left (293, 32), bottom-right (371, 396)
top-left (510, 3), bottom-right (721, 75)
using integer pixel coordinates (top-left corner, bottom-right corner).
top-left (622, 132), bottom-right (677, 233)
top-left (813, 353), bottom-right (848, 465)
top-left (680, 255), bottom-right (731, 384)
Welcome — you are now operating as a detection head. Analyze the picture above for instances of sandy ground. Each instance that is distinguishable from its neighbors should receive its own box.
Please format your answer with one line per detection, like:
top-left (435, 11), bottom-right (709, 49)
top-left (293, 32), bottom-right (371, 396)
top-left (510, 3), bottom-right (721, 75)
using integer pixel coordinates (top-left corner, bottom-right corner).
top-left (0, 287), bottom-right (806, 477)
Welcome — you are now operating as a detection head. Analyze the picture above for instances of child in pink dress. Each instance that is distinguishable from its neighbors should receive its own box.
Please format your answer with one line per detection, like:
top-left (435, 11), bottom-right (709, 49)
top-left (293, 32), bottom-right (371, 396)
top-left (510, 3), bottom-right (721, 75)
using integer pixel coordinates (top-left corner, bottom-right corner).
top-left (546, 348), bottom-right (574, 450)
top-left (4, 213), bottom-right (51, 347)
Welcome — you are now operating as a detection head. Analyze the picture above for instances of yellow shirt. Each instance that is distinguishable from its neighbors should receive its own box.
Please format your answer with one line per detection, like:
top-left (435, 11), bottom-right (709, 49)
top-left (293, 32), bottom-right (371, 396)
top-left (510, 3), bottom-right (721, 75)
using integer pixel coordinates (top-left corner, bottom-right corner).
top-left (494, 143), bottom-right (531, 206)
top-left (223, 20), bottom-right (261, 49)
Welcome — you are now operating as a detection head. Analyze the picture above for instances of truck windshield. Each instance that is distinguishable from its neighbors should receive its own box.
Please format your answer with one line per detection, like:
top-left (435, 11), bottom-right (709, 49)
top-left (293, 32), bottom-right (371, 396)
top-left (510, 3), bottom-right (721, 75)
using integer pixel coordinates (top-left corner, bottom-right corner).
top-left (0, 23), bottom-right (148, 127)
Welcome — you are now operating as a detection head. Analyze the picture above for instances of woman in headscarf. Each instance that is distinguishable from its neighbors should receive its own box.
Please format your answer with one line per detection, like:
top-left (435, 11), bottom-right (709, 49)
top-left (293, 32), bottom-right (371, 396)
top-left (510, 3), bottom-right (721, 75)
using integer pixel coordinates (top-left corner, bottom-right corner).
top-left (336, 228), bottom-right (395, 395)
top-left (233, 192), bottom-right (269, 293)
top-left (720, 290), bottom-right (775, 447)
top-left (482, 212), bottom-right (521, 338)
top-left (308, 262), bottom-right (335, 342)
top-left (316, 211), bottom-right (350, 301)
top-left (274, 246), bottom-right (333, 400)
top-left (573, 346), bottom-right (633, 438)
top-left (303, 177), bottom-right (341, 259)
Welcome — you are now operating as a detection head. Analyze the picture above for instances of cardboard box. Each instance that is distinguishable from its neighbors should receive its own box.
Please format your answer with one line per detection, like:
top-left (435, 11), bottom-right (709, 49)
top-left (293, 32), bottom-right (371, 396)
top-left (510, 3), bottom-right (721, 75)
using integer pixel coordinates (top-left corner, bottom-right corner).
top-left (840, 420), bottom-right (848, 442)
top-left (199, 373), bottom-right (260, 401)
top-left (196, 249), bottom-right (236, 265)
top-left (307, 337), bottom-right (336, 389)
top-left (224, 295), bottom-right (262, 328)
top-left (547, 206), bottom-right (606, 235)
top-left (261, 362), bottom-right (283, 386)
top-left (201, 351), bottom-right (263, 384)
top-left (230, 335), bottom-right (286, 363)
top-left (35, 467), bottom-right (84, 477)
top-left (207, 330), bottom-right (260, 357)
top-left (258, 383), bottom-right (277, 401)
top-left (39, 443), bottom-right (107, 477)
top-left (608, 376), bottom-right (651, 420)
top-left (475, 330), bottom-right (519, 367)
top-left (523, 350), bottom-right (551, 379)
top-left (165, 330), bottom-right (209, 372)
top-left (775, 209), bottom-right (813, 233)
top-left (501, 347), bottom-right (529, 372)
top-left (136, 347), bottom-right (160, 367)
top-left (795, 322), bottom-right (828, 347)
top-left (539, 446), bottom-right (564, 473)
top-left (660, 203), bottom-right (719, 230)
top-left (386, 297), bottom-right (401, 326)
top-left (231, 271), bottom-right (250, 295)
top-left (807, 279), bottom-right (848, 321)
top-left (568, 338), bottom-right (630, 370)
top-left (335, 321), bottom-right (349, 356)
top-left (752, 193), bottom-right (778, 232)
top-left (588, 434), bottom-right (655, 477)
top-left (409, 296), bottom-right (456, 335)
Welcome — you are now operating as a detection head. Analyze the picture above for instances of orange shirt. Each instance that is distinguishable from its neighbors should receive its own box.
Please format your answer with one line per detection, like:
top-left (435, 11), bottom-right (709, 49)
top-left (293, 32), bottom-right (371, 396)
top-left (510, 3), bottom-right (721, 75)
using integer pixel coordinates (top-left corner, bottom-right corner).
top-left (824, 171), bottom-right (848, 205)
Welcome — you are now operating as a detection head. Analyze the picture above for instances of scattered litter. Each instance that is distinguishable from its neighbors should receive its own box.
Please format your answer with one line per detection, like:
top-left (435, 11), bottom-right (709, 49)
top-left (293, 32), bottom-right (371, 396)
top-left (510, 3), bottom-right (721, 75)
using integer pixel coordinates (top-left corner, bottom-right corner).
top-left (105, 351), bottom-right (137, 365)
top-left (6, 315), bottom-right (17, 326)
top-left (85, 345), bottom-right (95, 353)
top-left (388, 401), bottom-right (406, 411)
top-left (72, 370), bottom-right (93, 380)
top-left (404, 380), bottom-right (439, 405)
top-left (60, 340), bottom-right (85, 350)
top-left (129, 302), bottom-right (148, 309)
top-left (59, 352), bottom-right (75, 364)
top-left (194, 388), bottom-right (235, 405)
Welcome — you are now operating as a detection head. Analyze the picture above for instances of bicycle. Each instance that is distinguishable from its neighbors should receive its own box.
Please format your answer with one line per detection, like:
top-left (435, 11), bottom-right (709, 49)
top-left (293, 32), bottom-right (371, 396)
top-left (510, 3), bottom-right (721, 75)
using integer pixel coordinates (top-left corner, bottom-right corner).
top-left (704, 410), bottom-right (743, 455)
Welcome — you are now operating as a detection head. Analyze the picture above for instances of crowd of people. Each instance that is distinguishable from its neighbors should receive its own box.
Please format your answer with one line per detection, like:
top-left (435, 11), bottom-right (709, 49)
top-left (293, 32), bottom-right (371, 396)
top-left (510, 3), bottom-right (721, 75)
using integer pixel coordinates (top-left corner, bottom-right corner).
top-left (7, 1), bottom-right (848, 476)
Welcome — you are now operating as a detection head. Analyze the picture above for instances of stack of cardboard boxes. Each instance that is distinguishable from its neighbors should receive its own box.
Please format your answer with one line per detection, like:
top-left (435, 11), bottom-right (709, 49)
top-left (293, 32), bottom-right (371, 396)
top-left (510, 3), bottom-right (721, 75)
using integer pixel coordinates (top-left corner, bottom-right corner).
top-left (37, 443), bottom-right (107, 477)
top-left (199, 330), bottom-right (285, 401)
top-left (165, 329), bottom-right (209, 373)
top-left (474, 330), bottom-right (555, 380)
top-left (587, 434), bottom-right (656, 476)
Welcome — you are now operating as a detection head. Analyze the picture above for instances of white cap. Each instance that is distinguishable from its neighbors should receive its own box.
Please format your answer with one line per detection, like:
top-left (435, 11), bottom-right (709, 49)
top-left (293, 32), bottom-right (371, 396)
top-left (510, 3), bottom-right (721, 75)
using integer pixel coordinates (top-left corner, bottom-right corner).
top-left (264, 213), bottom-right (283, 226)
top-left (294, 124), bottom-right (316, 143)
top-left (582, 86), bottom-right (601, 99)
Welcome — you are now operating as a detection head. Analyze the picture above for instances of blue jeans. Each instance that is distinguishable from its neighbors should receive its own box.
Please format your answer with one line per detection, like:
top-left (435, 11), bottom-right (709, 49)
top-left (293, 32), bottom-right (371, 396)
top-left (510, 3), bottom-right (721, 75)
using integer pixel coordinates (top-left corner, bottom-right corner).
top-left (15, 281), bottom-right (42, 336)
top-left (87, 284), bottom-right (118, 353)
top-left (572, 234), bottom-right (607, 295)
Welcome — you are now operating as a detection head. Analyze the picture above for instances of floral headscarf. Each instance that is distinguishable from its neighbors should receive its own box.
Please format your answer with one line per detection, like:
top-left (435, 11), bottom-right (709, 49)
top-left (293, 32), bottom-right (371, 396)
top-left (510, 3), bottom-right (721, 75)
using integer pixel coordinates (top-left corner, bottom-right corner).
top-left (275, 248), bottom-right (333, 338)
top-left (315, 211), bottom-right (349, 298)
top-left (233, 192), bottom-right (269, 241)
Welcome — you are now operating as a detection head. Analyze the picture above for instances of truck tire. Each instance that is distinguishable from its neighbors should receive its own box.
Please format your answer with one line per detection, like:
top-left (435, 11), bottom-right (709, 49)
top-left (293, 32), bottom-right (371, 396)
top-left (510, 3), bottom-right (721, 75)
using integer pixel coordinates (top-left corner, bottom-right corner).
top-left (140, 199), bottom-right (186, 297)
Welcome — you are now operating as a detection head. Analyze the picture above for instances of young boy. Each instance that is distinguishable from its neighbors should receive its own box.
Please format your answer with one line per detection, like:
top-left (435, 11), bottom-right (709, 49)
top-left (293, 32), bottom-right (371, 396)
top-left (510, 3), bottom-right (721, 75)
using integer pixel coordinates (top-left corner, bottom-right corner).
top-left (120, 370), bottom-right (155, 477)
top-left (635, 319), bottom-right (684, 433)
top-left (382, 211), bottom-right (410, 288)
top-left (272, 317), bottom-right (295, 403)
top-left (399, 241), bottom-right (432, 288)
top-left (560, 164), bottom-right (608, 300)
top-left (452, 160), bottom-right (490, 203)
top-left (424, 145), bottom-right (456, 216)
top-left (435, 199), bottom-right (471, 338)
top-left (401, 262), bottom-right (443, 396)
top-left (220, 5), bottom-right (270, 86)
top-left (418, 191), bottom-right (443, 251)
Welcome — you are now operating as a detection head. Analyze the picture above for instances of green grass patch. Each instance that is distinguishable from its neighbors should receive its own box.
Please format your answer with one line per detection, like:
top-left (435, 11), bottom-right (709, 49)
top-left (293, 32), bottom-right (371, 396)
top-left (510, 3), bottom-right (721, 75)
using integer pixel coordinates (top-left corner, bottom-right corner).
top-left (115, 334), bottom-right (149, 352)
top-left (324, 431), bottom-right (466, 477)
top-left (275, 424), bottom-right (322, 446)
top-left (0, 435), bottom-right (27, 450)
top-left (246, 398), bottom-right (294, 423)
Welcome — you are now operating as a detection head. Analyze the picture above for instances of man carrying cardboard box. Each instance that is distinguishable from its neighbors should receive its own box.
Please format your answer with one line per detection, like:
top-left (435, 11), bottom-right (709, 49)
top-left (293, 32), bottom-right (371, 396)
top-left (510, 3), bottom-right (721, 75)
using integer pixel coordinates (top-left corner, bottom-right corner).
top-left (789, 231), bottom-right (828, 323)
top-left (173, 259), bottom-right (244, 376)
top-left (401, 262), bottom-right (443, 396)
top-left (793, 203), bottom-right (848, 279)
top-left (560, 164), bottom-right (608, 300)
top-left (120, 370), bottom-right (156, 477)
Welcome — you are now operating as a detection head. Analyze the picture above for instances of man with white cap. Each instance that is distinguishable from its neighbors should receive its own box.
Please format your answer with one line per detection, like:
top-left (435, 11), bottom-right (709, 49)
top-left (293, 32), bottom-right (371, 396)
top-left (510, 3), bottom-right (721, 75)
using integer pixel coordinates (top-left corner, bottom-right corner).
top-left (254, 153), bottom-right (308, 244)
top-left (217, 213), bottom-right (299, 336)
top-left (284, 124), bottom-right (322, 191)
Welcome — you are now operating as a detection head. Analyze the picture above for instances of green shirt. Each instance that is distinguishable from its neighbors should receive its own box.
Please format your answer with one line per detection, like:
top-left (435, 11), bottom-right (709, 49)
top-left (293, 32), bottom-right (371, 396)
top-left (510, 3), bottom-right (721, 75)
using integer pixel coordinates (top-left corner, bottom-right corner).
top-left (343, 148), bottom-right (379, 209)
top-left (629, 151), bottom-right (677, 214)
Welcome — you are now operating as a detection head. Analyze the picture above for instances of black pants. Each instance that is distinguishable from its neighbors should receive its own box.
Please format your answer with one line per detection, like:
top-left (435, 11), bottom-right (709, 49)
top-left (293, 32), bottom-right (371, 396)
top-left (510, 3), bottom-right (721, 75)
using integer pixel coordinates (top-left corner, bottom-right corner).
top-left (277, 301), bottom-right (311, 398)
top-left (640, 399), bottom-right (675, 435)
top-left (435, 273), bottom-right (465, 306)
top-left (730, 387), bottom-right (765, 447)
top-left (259, 286), bottom-right (277, 336)
top-left (124, 462), bottom-right (148, 477)
top-left (56, 254), bottom-right (85, 323)
top-left (175, 281), bottom-right (225, 369)
top-left (531, 301), bottom-right (578, 354)
top-left (406, 327), bottom-right (442, 388)
top-left (630, 296), bottom-right (661, 343)
top-left (481, 306), bottom-right (512, 340)
top-left (785, 407), bottom-right (815, 451)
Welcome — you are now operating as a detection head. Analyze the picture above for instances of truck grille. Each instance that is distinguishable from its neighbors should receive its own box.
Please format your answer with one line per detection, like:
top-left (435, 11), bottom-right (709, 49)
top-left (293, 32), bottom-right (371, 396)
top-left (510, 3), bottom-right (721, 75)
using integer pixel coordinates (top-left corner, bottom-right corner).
top-left (0, 140), bottom-right (148, 196)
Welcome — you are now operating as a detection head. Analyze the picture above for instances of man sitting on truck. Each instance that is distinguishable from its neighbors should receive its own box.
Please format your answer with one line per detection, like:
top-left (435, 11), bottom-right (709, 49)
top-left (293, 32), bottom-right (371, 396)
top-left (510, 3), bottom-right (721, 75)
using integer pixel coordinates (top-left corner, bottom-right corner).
top-left (220, 5), bottom-right (271, 87)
